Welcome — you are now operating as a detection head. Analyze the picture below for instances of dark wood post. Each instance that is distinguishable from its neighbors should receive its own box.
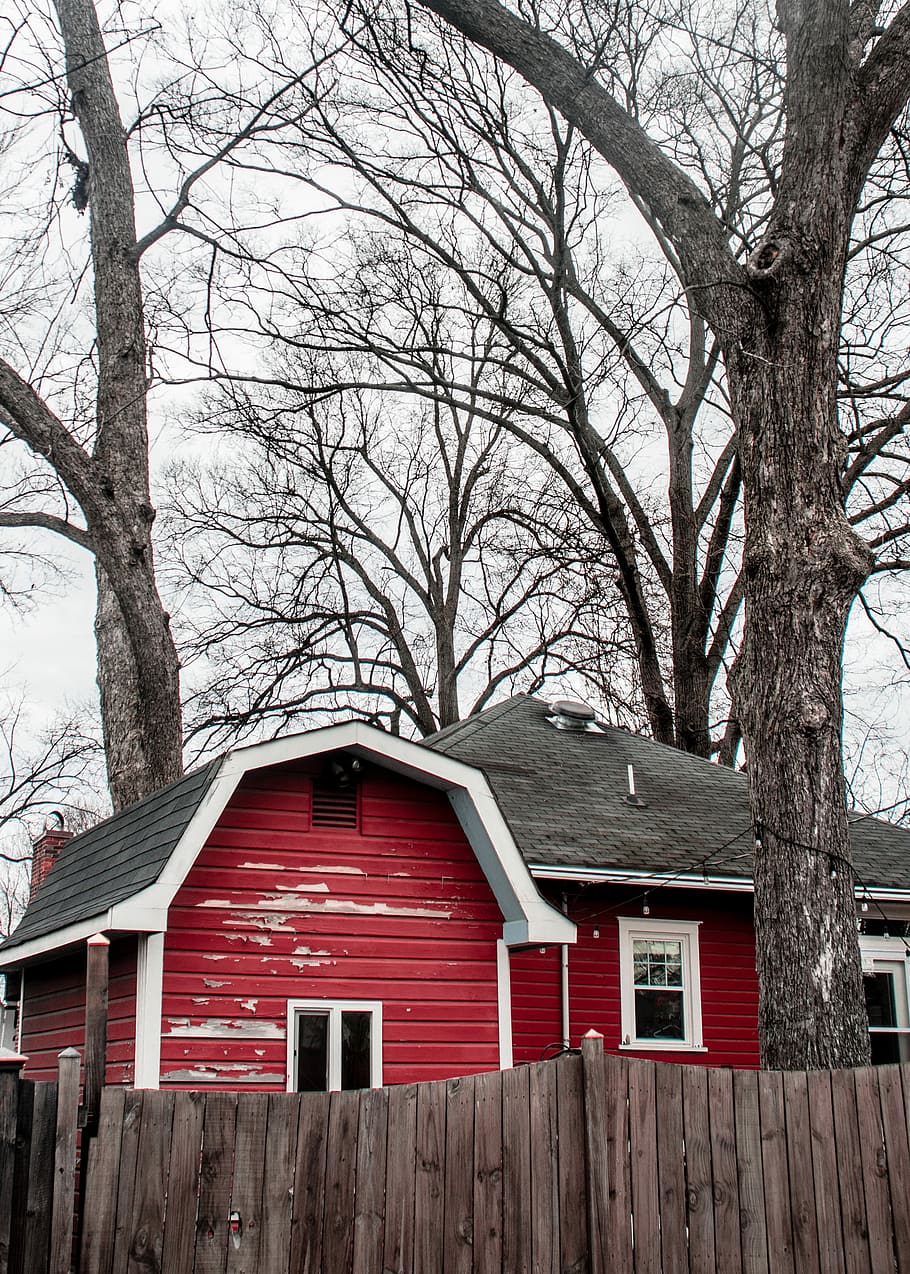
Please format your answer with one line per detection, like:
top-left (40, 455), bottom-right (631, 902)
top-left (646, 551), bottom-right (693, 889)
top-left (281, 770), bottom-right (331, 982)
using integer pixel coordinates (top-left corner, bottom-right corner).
top-left (580, 1030), bottom-right (608, 1274)
top-left (82, 933), bottom-right (109, 1132)
top-left (49, 1047), bottom-right (80, 1274)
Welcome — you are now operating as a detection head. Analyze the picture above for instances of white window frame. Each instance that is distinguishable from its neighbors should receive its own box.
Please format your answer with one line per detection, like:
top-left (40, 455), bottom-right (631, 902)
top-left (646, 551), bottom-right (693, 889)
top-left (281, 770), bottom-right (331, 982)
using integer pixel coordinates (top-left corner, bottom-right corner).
top-left (617, 917), bottom-right (705, 1052)
top-left (859, 935), bottom-right (910, 1058)
top-left (286, 998), bottom-right (383, 1092)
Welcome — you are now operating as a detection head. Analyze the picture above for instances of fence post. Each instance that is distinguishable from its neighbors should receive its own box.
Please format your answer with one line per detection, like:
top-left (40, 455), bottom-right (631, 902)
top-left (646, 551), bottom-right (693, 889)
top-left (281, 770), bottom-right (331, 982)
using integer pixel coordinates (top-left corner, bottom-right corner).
top-left (581, 1030), bottom-right (608, 1274)
top-left (49, 1048), bottom-right (80, 1274)
top-left (82, 934), bottom-right (109, 1132)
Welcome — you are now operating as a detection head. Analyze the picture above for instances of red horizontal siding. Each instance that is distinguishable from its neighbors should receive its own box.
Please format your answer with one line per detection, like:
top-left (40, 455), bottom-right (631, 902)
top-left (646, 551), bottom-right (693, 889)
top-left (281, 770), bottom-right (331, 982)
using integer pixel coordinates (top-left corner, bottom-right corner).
top-left (510, 886), bottom-right (760, 1070)
top-left (20, 937), bottom-right (137, 1085)
top-left (159, 763), bottom-right (504, 1090)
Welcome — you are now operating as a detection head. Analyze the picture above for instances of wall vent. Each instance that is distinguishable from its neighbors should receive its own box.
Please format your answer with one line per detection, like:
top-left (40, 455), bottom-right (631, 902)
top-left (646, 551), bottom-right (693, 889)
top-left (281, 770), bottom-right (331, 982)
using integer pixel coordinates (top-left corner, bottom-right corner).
top-left (311, 782), bottom-right (359, 828)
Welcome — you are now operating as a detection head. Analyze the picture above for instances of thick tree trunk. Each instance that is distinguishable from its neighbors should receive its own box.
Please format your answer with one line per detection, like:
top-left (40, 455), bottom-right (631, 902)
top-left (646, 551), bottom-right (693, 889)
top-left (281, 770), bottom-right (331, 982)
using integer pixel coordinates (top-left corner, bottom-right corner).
top-left (55, 0), bottom-right (183, 808)
top-left (729, 284), bottom-right (872, 1068)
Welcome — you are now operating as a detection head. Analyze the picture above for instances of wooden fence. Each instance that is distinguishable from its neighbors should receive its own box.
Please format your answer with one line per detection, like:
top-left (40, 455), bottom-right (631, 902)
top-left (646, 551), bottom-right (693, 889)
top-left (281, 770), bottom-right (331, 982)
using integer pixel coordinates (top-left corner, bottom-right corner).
top-left (0, 1050), bottom-right (80, 1274)
top-left (76, 1038), bottom-right (910, 1274)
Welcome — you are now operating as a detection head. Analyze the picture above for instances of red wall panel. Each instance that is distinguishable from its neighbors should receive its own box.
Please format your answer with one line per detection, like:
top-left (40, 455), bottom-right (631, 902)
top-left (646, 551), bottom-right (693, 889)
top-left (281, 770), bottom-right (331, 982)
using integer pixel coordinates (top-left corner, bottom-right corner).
top-left (159, 761), bottom-right (505, 1089)
top-left (20, 937), bottom-right (137, 1084)
top-left (510, 887), bottom-right (760, 1070)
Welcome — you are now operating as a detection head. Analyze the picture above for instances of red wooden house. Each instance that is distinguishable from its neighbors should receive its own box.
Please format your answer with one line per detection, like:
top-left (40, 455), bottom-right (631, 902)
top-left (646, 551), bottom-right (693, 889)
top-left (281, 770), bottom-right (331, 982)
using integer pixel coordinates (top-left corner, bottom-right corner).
top-left (2, 695), bottom-right (909, 1090)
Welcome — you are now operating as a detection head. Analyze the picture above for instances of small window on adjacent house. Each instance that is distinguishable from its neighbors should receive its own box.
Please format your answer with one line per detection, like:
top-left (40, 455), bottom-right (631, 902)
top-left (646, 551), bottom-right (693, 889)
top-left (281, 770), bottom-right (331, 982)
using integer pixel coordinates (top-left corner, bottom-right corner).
top-left (617, 918), bottom-right (704, 1051)
top-left (860, 935), bottom-right (910, 1064)
top-left (287, 999), bottom-right (382, 1092)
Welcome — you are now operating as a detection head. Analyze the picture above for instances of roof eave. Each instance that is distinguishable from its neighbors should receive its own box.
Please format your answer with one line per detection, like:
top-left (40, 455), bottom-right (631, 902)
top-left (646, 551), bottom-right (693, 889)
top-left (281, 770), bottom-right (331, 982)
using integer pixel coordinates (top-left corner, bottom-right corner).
top-left (529, 863), bottom-right (910, 901)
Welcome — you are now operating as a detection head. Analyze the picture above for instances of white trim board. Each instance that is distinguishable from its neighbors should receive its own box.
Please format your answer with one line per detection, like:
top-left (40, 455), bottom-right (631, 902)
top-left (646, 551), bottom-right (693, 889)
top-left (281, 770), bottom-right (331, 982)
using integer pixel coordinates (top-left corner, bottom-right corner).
top-left (4, 722), bottom-right (573, 967)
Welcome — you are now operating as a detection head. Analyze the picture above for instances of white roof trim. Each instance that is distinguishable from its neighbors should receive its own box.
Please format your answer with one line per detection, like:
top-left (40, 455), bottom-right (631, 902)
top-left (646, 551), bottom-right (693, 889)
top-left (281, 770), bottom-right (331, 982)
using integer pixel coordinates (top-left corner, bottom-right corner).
top-left (530, 863), bottom-right (910, 904)
top-left (6, 722), bottom-right (573, 964)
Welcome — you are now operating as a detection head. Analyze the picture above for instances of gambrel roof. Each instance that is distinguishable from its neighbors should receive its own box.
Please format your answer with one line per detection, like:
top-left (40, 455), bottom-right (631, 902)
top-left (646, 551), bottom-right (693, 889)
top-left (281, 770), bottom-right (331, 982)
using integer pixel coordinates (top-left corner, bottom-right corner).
top-left (4, 694), bottom-right (909, 965)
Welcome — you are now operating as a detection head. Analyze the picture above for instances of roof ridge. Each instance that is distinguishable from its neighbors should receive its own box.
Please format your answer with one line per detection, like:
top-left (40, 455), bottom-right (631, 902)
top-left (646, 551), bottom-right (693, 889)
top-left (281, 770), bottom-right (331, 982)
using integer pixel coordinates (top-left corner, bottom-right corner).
top-left (425, 694), bottom-right (538, 751)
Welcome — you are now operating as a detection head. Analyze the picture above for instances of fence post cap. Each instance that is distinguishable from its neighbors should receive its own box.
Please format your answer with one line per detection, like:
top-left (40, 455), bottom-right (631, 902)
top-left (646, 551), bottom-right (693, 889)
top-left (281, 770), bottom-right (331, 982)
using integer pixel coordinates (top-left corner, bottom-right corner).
top-left (58, 1047), bottom-right (81, 1059)
top-left (0, 1044), bottom-right (27, 1073)
top-left (580, 1030), bottom-right (604, 1057)
top-left (87, 933), bottom-right (110, 947)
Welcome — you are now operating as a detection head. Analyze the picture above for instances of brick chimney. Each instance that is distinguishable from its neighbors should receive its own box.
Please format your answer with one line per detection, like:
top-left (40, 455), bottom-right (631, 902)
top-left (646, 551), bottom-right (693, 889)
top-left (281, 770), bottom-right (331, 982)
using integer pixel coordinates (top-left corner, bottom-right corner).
top-left (30, 814), bottom-right (74, 897)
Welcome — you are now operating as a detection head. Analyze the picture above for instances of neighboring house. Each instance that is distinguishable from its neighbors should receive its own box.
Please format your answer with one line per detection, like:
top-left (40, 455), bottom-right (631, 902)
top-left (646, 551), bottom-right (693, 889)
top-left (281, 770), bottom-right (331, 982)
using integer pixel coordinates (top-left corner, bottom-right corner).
top-left (1, 695), bottom-right (908, 1090)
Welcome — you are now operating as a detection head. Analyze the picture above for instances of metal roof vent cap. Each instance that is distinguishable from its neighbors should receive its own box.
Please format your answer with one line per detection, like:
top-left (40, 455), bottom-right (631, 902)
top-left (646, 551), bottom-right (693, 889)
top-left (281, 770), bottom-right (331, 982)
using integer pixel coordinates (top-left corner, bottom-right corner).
top-left (548, 699), bottom-right (597, 731)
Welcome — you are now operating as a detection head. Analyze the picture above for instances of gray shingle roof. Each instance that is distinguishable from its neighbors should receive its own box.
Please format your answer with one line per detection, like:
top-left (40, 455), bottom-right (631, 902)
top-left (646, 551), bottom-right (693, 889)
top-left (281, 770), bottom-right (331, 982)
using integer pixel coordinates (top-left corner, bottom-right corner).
top-left (1, 758), bottom-right (221, 953)
top-left (427, 695), bottom-right (910, 891)
top-left (5, 694), bottom-right (909, 960)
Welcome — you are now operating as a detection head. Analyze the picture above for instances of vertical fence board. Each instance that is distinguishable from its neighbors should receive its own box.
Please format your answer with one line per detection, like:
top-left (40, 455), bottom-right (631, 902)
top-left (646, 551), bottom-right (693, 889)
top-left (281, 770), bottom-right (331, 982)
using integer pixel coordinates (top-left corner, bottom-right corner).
top-left (805, 1071), bottom-right (845, 1274)
top-left (629, 1060), bottom-right (660, 1274)
top-left (502, 1065), bottom-right (531, 1274)
top-left (474, 1070), bottom-right (504, 1274)
top-left (6, 1078), bottom-right (34, 1274)
top-left (414, 1079), bottom-right (445, 1274)
top-left (383, 1084), bottom-right (417, 1274)
top-left (557, 1056), bottom-right (587, 1274)
top-left (474, 1075), bottom-right (502, 1274)
top-left (127, 1090), bottom-right (176, 1274)
top-left (194, 1090), bottom-right (239, 1274)
top-left (732, 1070), bottom-right (769, 1274)
top-left (257, 1093), bottom-right (300, 1274)
top-left (829, 1069), bottom-right (872, 1274)
top-left (604, 1054), bottom-right (633, 1274)
top-left (683, 1065), bottom-right (716, 1274)
top-left (878, 1066), bottom-right (910, 1272)
top-left (16, 1080), bottom-right (56, 1274)
top-left (782, 1071), bottom-right (820, 1274)
top-left (290, 1093), bottom-right (329, 1274)
top-left (444, 1074), bottom-right (476, 1274)
top-left (80, 1086), bottom-right (126, 1274)
top-left (321, 1089), bottom-right (360, 1274)
top-left (160, 1091), bottom-right (206, 1274)
top-left (226, 1093), bottom-right (269, 1274)
top-left (352, 1087), bottom-right (389, 1274)
top-left (854, 1066), bottom-right (894, 1274)
top-left (708, 1068), bottom-right (742, 1274)
top-left (757, 1071), bottom-right (794, 1274)
top-left (0, 1073), bottom-right (20, 1274)
top-left (110, 1090), bottom-right (146, 1274)
top-left (529, 1061), bottom-right (559, 1274)
top-left (49, 1049), bottom-right (80, 1274)
top-left (655, 1062), bottom-right (687, 1274)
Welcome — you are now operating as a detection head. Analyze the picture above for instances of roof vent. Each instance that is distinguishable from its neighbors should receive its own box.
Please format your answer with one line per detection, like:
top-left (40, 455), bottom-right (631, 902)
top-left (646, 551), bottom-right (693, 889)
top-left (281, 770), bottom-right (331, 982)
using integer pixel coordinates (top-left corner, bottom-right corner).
top-left (547, 699), bottom-right (598, 731)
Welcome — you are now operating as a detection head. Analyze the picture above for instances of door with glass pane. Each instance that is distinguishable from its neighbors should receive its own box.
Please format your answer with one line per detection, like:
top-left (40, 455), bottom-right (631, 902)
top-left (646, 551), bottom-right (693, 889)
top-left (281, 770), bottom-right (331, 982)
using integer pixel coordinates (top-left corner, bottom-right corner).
top-left (863, 959), bottom-right (910, 1063)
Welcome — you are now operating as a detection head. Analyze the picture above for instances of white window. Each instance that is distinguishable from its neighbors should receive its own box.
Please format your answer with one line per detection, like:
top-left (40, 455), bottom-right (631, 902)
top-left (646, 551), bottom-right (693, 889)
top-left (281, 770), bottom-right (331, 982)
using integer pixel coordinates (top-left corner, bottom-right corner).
top-left (617, 918), bottom-right (704, 1051)
top-left (286, 999), bottom-right (382, 1092)
top-left (860, 936), bottom-right (910, 1064)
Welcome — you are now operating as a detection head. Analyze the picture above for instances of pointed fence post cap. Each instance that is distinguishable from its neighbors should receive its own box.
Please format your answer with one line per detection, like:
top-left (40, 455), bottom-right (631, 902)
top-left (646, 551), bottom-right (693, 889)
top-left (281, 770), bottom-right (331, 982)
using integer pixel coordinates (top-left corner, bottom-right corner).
top-left (87, 933), bottom-right (110, 947)
top-left (580, 1029), bottom-right (604, 1059)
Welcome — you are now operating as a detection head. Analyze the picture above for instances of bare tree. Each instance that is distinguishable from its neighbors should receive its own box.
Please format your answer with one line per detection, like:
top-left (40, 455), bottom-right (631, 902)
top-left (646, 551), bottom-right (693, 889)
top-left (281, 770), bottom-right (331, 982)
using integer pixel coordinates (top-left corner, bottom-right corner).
top-left (0, 1), bottom-right (345, 807)
top-left (0, 695), bottom-right (106, 938)
top-left (372, 0), bottom-right (910, 1068)
top-left (167, 329), bottom-right (635, 749)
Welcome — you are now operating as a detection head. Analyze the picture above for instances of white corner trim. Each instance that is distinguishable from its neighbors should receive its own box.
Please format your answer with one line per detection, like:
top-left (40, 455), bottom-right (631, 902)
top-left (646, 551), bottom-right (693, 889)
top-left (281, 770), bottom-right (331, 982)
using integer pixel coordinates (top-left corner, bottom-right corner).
top-left (496, 939), bottom-right (513, 1070)
top-left (448, 789), bottom-right (574, 945)
top-left (135, 932), bottom-right (164, 1089)
top-left (15, 967), bottom-right (24, 1056)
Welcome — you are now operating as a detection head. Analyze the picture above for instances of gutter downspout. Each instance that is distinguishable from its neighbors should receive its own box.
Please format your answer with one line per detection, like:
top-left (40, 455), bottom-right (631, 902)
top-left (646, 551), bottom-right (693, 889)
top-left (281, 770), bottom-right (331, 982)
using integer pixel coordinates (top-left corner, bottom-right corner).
top-left (561, 893), bottom-right (570, 1049)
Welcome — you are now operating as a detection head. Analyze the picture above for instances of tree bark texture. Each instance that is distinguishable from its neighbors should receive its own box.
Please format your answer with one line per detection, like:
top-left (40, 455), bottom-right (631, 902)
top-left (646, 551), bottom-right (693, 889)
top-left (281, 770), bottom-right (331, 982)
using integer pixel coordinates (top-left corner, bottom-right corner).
top-left (53, 0), bottom-right (183, 807)
top-left (413, 0), bottom-right (910, 1066)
